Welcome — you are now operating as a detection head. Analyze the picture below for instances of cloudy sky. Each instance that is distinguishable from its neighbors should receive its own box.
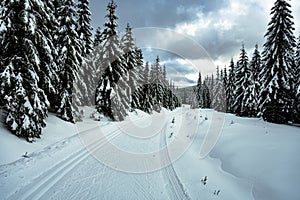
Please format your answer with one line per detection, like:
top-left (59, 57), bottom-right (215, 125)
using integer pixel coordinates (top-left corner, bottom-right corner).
top-left (89, 0), bottom-right (300, 87)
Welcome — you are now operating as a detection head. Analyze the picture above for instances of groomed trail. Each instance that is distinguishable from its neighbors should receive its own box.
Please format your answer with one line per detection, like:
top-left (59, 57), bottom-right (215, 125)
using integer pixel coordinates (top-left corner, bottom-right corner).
top-left (0, 107), bottom-right (196, 200)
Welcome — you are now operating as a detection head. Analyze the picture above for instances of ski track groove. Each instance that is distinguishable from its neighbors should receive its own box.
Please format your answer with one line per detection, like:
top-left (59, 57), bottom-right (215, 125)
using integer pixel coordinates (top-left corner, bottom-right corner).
top-left (160, 110), bottom-right (192, 200)
top-left (6, 116), bottom-right (154, 200)
top-left (6, 125), bottom-right (126, 200)
top-left (131, 175), bottom-right (155, 200)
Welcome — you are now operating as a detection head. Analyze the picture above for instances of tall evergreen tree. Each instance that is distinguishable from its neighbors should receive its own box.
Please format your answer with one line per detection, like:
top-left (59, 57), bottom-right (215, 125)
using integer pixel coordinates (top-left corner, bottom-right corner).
top-left (226, 59), bottom-right (235, 113)
top-left (121, 23), bottom-right (137, 105)
top-left (143, 62), bottom-right (150, 85)
top-left (137, 62), bottom-right (153, 113)
top-left (211, 66), bottom-right (226, 112)
top-left (150, 56), bottom-right (164, 111)
top-left (130, 48), bottom-right (144, 109)
top-left (95, 0), bottom-right (127, 120)
top-left (223, 66), bottom-right (228, 88)
top-left (0, 0), bottom-right (52, 141)
top-left (258, 0), bottom-right (296, 123)
top-left (294, 35), bottom-right (300, 122)
top-left (196, 72), bottom-right (203, 108)
top-left (202, 80), bottom-right (211, 108)
top-left (56, 0), bottom-right (83, 122)
top-left (76, 0), bottom-right (93, 56)
top-left (233, 44), bottom-right (250, 116)
top-left (243, 44), bottom-right (261, 117)
top-left (94, 27), bottom-right (104, 47)
top-left (162, 65), bottom-right (167, 86)
top-left (75, 0), bottom-right (93, 106)
top-left (87, 26), bottom-right (105, 105)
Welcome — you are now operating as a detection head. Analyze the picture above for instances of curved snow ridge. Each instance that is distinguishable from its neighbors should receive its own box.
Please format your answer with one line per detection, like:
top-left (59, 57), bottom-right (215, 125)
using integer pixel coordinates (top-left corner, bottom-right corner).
top-left (5, 127), bottom-right (122, 200)
top-left (160, 112), bottom-right (192, 200)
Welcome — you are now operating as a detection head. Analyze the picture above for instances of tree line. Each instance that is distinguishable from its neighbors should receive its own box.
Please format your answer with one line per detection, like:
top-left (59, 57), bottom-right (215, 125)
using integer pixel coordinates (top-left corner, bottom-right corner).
top-left (194, 0), bottom-right (300, 124)
top-left (0, 0), bottom-right (180, 142)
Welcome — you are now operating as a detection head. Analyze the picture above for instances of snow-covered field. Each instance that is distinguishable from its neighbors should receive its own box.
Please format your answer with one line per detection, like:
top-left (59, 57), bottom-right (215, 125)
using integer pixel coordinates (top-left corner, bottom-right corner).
top-left (0, 106), bottom-right (299, 200)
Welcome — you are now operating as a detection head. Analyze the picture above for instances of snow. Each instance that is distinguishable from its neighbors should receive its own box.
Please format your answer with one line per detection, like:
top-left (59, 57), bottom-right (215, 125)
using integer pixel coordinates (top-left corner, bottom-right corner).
top-left (0, 106), bottom-right (299, 199)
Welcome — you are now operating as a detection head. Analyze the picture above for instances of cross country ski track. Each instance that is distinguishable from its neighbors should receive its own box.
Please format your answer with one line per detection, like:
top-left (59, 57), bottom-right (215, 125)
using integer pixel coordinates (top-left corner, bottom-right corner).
top-left (6, 126), bottom-right (121, 200)
top-left (3, 108), bottom-right (196, 200)
top-left (160, 110), bottom-right (192, 200)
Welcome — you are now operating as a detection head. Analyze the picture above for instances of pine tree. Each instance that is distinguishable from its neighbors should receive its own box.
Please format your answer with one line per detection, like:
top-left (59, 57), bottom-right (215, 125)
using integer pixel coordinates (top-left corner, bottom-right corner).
top-left (87, 26), bottom-right (104, 105)
top-left (162, 65), bottom-right (167, 86)
top-left (259, 0), bottom-right (296, 123)
top-left (75, 0), bottom-right (93, 106)
top-left (121, 24), bottom-right (137, 107)
top-left (243, 44), bottom-right (261, 117)
top-left (94, 27), bottom-right (104, 47)
top-left (56, 0), bottom-right (83, 122)
top-left (223, 66), bottom-right (228, 111)
top-left (202, 81), bottom-right (211, 108)
top-left (150, 56), bottom-right (164, 112)
top-left (211, 66), bottom-right (226, 112)
top-left (226, 59), bottom-right (235, 113)
top-left (223, 66), bottom-right (228, 89)
top-left (196, 72), bottom-right (203, 108)
top-left (95, 0), bottom-right (127, 121)
top-left (76, 0), bottom-right (93, 56)
top-left (294, 35), bottom-right (300, 122)
top-left (130, 48), bottom-right (144, 109)
top-left (0, 0), bottom-right (51, 141)
top-left (143, 62), bottom-right (150, 85)
top-left (137, 62), bottom-right (153, 113)
top-left (233, 44), bottom-right (250, 116)
top-left (209, 74), bottom-right (215, 92)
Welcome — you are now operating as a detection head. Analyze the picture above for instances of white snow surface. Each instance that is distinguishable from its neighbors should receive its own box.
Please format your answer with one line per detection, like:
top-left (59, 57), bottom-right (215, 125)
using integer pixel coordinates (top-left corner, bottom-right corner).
top-left (0, 106), bottom-right (299, 200)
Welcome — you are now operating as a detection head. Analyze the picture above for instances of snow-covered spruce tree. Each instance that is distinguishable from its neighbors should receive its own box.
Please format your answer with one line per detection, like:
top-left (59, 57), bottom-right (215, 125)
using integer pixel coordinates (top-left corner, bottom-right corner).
top-left (222, 66), bottom-right (228, 110)
top-left (209, 74), bottom-right (215, 92)
top-left (76, 0), bottom-right (93, 56)
top-left (56, 0), bottom-right (83, 122)
top-left (226, 59), bottom-right (235, 113)
top-left (130, 48), bottom-right (144, 109)
top-left (121, 24), bottom-right (138, 108)
top-left (243, 44), bottom-right (262, 117)
top-left (75, 0), bottom-right (93, 106)
top-left (95, 0), bottom-right (128, 121)
top-left (294, 35), bottom-right (300, 122)
top-left (86, 26), bottom-right (105, 105)
top-left (233, 44), bottom-right (251, 116)
top-left (211, 66), bottom-right (226, 112)
top-left (150, 56), bottom-right (165, 112)
top-left (196, 72), bottom-right (203, 108)
top-left (94, 27), bottom-right (104, 47)
top-left (162, 65), bottom-right (168, 86)
top-left (258, 0), bottom-right (296, 123)
top-left (138, 62), bottom-right (153, 113)
top-left (0, 0), bottom-right (52, 141)
top-left (223, 66), bottom-right (228, 90)
top-left (220, 68), bottom-right (224, 80)
top-left (202, 80), bottom-right (211, 108)
top-left (41, 1), bottom-right (61, 110)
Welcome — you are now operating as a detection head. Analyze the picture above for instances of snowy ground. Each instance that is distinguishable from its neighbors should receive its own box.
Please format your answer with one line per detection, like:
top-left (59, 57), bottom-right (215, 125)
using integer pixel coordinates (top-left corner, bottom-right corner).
top-left (0, 106), bottom-right (299, 200)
